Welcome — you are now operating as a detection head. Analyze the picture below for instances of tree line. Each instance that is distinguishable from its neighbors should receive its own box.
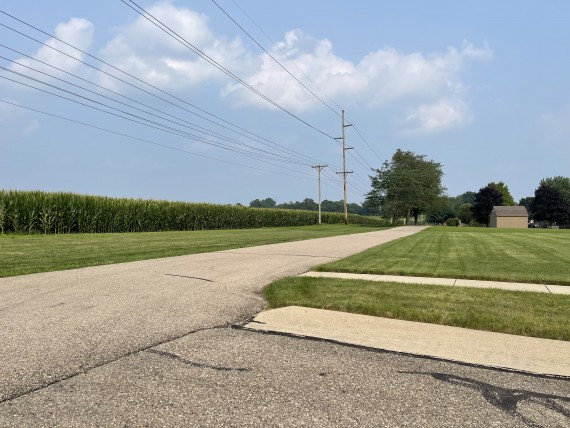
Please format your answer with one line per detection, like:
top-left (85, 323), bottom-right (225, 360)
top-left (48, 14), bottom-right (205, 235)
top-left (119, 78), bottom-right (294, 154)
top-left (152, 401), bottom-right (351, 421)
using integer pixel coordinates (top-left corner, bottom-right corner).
top-left (248, 149), bottom-right (570, 227)
top-left (246, 197), bottom-right (377, 216)
top-left (425, 177), bottom-right (570, 227)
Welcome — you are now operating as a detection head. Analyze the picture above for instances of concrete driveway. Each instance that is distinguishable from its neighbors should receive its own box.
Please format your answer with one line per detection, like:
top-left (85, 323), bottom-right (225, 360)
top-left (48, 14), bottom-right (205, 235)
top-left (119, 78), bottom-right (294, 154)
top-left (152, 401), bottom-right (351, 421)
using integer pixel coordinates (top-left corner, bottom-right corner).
top-left (1, 225), bottom-right (569, 427)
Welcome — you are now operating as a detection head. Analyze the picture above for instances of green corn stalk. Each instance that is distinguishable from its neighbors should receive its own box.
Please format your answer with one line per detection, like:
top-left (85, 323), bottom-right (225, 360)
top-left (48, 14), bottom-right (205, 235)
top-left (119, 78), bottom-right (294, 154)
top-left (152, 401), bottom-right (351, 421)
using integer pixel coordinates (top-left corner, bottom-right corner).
top-left (0, 203), bottom-right (5, 234)
top-left (0, 189), bottom-right (388, 234)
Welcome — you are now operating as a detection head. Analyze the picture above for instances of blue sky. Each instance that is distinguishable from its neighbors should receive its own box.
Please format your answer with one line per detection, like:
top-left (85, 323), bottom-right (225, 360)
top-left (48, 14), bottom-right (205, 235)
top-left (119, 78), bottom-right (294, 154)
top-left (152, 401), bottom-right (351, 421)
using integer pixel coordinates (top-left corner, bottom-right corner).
top-left (1, 0), bottom-right (569, 205)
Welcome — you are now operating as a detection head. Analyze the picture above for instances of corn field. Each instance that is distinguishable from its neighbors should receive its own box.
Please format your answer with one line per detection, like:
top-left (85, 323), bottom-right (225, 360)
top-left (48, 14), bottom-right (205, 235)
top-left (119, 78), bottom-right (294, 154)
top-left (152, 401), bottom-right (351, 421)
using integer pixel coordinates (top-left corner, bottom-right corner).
top-left (0, 190), bottom-right (386, 234)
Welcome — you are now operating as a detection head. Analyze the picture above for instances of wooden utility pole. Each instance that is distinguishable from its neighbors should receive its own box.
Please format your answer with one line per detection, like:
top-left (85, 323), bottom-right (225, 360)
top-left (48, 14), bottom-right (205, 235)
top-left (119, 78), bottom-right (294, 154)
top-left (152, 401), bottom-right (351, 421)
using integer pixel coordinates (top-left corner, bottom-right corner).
top-left (311, 164), bottom-right (327, 224)
top-left (336, 110), bottom-right (353, 225)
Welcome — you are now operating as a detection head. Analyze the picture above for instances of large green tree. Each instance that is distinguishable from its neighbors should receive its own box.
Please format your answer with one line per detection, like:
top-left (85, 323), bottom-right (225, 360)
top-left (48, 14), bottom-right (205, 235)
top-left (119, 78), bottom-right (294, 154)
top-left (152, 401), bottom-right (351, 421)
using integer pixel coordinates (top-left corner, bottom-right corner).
top-left (247, 197), bottom-right (372, 215)
top-left (277, 198), bottom-right (318, 211)
top-left (427, 192), bottom-right (476, 225)
top-left (426, 196), bottom-right (456, 225)
top-left (451, 191), bottom-right (476, 210)
top-left (457, 203), bottom-right (474, 224)
top-left (518, 197), bottom-right (534, 217)
top-left (249, 198), bottom-right (276, 208)
top-left (531, 184), bottom-right (570, 225)
top-left (541, 176), bottom-right (570, 205)
top-left (471, 186), bottom-right (503, 225)
top-left (366, 149), bottom-right (445, 224)
top-left (488, 182), bottom-right (515, 206)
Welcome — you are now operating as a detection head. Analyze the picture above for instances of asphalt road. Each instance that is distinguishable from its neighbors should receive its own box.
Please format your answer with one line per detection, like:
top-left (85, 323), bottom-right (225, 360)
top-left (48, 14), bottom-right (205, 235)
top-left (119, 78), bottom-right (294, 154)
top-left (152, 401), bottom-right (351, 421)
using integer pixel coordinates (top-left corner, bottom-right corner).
top-left (1, 226), bottom-right (569, 427)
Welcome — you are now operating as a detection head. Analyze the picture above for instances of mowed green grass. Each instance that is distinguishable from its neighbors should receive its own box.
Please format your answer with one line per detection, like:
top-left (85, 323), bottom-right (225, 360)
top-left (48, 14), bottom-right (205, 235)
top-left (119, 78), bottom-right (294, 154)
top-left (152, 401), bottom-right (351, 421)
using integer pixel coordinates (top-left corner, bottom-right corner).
top-left (0, 224), bottom-right (386, 278)
top-left (317, 227), bottom-right (570, 285)
top-left (264, 277), bottom-right (570, 340)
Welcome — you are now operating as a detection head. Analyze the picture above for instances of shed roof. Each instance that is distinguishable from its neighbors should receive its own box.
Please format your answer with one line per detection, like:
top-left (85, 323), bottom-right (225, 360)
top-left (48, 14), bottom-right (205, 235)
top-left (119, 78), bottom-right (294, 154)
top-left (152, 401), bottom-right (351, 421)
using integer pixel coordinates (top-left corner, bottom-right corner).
top-left (492, 206), bottom-right (528, 217)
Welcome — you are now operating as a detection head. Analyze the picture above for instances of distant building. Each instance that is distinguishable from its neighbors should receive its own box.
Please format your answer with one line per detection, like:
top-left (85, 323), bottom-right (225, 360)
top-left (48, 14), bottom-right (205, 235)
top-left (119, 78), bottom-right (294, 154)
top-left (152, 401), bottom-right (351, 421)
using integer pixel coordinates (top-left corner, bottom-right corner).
top-left (489, 206), bottom-right (529, 228)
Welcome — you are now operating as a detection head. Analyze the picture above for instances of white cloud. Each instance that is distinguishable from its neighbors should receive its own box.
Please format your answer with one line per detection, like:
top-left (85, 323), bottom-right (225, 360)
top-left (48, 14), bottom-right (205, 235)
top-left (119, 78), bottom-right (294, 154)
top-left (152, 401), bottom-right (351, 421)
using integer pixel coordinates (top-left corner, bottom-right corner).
top-left (10, 1), bottom-right (490, 137)
top-left (98, 1), bottom-right (492, 135)
top-left (9, 18), bottom-right (94, 78)
top-left (98, 1), bottom-right (251, 90)
top-left (460, 40), bottom-right (494, 62)
top-left (223, 30), bottom-right (363, 111)
top-left (401, 98), bottom-right (472, 135)
top-left (225, 30), bottom-right (492, 134)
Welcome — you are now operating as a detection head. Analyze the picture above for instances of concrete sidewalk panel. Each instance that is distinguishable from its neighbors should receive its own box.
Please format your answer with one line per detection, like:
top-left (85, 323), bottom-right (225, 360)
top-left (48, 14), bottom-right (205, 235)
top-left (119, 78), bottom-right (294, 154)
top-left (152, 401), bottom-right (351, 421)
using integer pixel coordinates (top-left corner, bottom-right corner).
top-left (454, 279), bottom-right (550, 293)
top-left (245, 306), bottom-right (570, 377)
top-left (300, 271), bottom-right (568, 295)
top-left (546, 285), bottom-right (570, 295)
top-left (375, 275), bottom-right (456, 286)
top-left (301, 272), bottom-right (456, 286)
top-left (299, 271), bottom-right (380, 281)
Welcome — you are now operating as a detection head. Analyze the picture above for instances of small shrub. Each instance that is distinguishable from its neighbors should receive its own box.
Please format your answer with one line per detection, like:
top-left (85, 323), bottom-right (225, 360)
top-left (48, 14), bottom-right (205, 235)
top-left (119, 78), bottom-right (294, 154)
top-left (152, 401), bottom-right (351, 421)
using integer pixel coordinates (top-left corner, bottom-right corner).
top-left (446, 217), bottom-right (460, 227)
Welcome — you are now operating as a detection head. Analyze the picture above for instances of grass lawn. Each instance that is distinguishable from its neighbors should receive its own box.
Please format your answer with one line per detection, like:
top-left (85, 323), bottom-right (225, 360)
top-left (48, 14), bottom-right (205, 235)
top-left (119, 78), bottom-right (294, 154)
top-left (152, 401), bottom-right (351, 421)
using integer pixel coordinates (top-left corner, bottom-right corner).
top-left (0, 224), bottom-right (387, 278)
top-left (264, 276), bottom-right (570, 341)
top-left (316, 227), bottom-right (570, 285)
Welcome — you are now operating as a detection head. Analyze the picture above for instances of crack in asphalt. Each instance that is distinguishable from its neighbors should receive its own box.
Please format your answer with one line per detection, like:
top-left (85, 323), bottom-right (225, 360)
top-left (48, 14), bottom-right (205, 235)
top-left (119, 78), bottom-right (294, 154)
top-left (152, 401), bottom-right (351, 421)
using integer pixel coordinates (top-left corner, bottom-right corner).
top-left (0, 323), bottom-right (240, 405)
top-left (164, 274), bottom-right (215, 282)
top-left (221, 251), bottom-right (342, 259)
top-left (234, 325), bottom-right (570, 381)
top-left (146, 349), bottom-right (251, 372)
top-left (403, 371), bottom-right (570, 428)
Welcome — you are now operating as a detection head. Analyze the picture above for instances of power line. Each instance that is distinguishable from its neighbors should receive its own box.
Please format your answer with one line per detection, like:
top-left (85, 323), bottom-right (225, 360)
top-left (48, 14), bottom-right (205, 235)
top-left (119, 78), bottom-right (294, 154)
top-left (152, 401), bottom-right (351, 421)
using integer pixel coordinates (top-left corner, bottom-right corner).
top-left (227, 0), bottom-right (346, 115)
top-left (347, 122), bottom-right (385, 163)
top-left (352, 172), bottom-right (371, 187)
top-left (210, 0), bottom-right (341, 118)
top-left (0, 43), bottom-right (322, 166)
top-left (1, 8), bottom-right (375, 199)
top-left (210, 0), bottom-right (376, 195)
top-left (349, 147), bottom-right (375, 171)
top-left (222, 0), bottom-right (384, 168)
top-left (0, 73), bottom-right (314, 174)
top-left (1, 57), bottom-right (314, 166)
top-left (119, 0), bottom-right (338, 141)
top-left (0, 13), bottom-right (327, 166)
top-left (0, 99), bottom-right (314, 182)
top-left (215, 0), bottom-right (382, 179)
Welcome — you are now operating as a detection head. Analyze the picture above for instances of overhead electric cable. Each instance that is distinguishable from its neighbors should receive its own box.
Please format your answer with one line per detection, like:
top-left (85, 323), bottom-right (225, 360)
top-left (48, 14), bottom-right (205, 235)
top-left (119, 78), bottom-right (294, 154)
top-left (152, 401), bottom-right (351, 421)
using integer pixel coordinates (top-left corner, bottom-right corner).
top-left (209, 0), bottom-right (341, 118)
top-left (0, 99), bottom-right (314, 181)
top-left (350, 148), bottom-right (375, 170)
top-left (223, 0), bottom-right (384, 167)
top-left (348, 123), bottom-right (384, 162)
top-left (1, 9), bottom-right (372, 195)
top-left (1, 58), bottom-right (313, 166)
top-left (0, 44), bottom-right (322, 165)
top-left (0, 14), bottom-right (327, 165)
top-left (227, 0), bottom-right (345, 114)
top-left (210, 0), bottom-right (375, 196)
top-left (0, 74), bottom-right (314, 173)
top-left (118, 0), bottom-right (338, 140)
